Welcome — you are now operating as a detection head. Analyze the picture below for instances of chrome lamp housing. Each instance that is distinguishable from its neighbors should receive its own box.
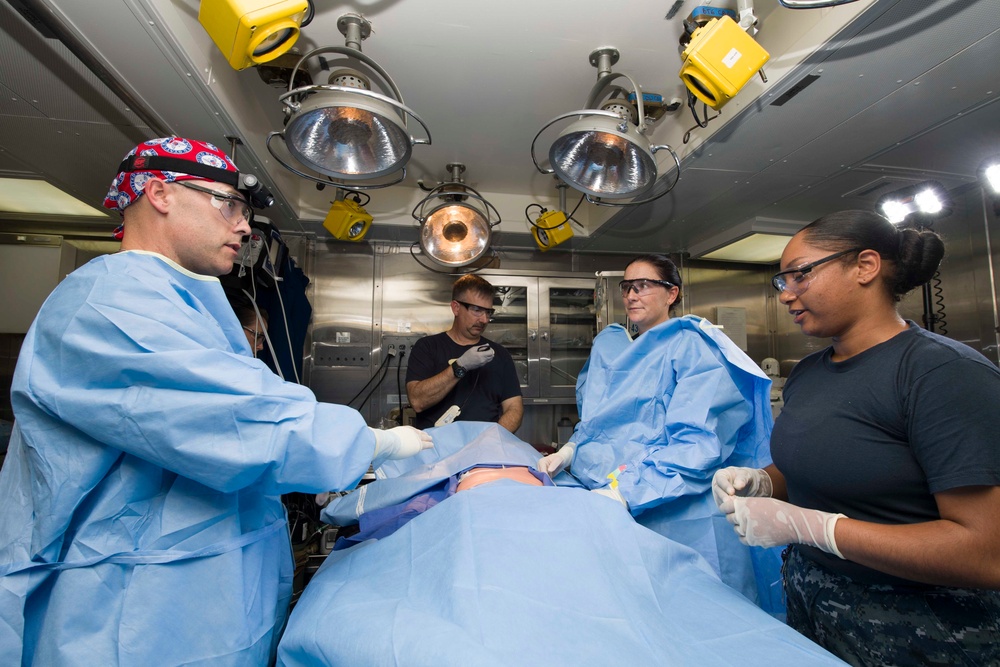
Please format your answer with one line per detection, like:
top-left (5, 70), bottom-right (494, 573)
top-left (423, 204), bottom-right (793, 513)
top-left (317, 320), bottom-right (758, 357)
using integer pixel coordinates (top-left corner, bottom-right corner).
top-left (412, 164), bottom-right (501, 268)
top-left (266, 13), bottom-right (430, 189)
top-left (531, 47), bottom-right (680, 206)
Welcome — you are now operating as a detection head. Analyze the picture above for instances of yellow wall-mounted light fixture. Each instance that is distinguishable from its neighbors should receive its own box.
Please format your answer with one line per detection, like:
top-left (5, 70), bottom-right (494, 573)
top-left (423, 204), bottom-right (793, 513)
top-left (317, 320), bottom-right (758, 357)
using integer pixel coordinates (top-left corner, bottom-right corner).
top-left (198, 0), bottom-right (310, 71)
top-left (531, 47), bottom-right (681, 207)
top-left (412, 164), bottom-right (500, 268)
top-left (877, 181), bottom-right (952, 225)
top-left (266, 13), bottom-right (431, 190)
top-left (323, 189), bottom-right (373, 241)
top-left (688, 217), bottom-right (804, 263)
top-left (679, 15), bottom-right (769, 110)
top-left (530, 179), bottom-right (575, 252)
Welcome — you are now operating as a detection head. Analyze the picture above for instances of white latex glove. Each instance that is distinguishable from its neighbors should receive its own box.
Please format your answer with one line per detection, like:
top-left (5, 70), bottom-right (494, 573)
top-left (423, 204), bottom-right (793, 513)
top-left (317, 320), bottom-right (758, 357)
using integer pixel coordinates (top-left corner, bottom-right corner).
top-left (538, 442), bottom-right (576, 477)
top-left (712, 466), bottom-right (773, 514)
top-left (730, 496), bottom-right (847, 559)
top-left (370, 426), bottom-right (434, 462)
top-left (591, 485), bottom-right (628, 509)
top-left (456, 344), bottom-right (494, 371)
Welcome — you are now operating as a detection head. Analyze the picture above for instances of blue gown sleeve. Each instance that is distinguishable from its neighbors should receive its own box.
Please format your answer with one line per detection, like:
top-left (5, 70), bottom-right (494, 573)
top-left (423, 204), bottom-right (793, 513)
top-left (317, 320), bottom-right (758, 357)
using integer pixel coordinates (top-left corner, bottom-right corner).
top-left (16, 268), bottom-right (375, 495)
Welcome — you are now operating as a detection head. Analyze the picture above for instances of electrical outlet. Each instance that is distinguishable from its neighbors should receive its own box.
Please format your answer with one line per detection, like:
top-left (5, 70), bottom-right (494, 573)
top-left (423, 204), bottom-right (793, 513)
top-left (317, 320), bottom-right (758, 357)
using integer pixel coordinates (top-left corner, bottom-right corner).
top-left (313, 343), bottom-right (371, 367)
top-left (381, 334), bottom-right (425, 359)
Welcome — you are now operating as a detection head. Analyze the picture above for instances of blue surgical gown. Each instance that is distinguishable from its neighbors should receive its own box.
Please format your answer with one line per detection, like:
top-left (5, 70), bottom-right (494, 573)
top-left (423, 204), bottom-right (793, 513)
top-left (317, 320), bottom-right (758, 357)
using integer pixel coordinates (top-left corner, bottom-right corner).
top-left (569, 316), bottom-right (781, 610)
top-left (0, 251), bottom-right (376, 666)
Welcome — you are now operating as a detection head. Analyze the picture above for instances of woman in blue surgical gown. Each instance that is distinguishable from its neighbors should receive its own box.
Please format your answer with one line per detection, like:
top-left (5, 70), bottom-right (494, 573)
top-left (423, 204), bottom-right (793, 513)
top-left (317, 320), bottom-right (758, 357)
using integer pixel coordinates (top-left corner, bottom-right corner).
top-left (539, 253), bottom-right (781, 610)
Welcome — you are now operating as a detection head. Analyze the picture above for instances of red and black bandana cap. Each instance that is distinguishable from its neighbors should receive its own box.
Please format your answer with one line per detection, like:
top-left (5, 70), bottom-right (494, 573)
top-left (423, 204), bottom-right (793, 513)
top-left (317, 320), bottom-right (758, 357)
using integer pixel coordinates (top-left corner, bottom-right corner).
top-left (103, 137), bottom-right (241, 239)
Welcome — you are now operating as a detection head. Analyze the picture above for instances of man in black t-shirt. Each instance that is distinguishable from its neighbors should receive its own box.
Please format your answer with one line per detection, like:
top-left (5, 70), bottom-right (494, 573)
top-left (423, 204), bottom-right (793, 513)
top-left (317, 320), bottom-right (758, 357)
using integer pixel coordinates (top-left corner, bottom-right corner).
top-left (405, 275), bottom-right (523, 432)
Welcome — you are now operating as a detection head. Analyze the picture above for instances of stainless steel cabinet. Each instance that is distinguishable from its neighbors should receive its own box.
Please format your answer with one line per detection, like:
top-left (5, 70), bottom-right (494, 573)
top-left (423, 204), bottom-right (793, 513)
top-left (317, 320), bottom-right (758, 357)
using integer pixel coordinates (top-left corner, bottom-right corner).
top-left (483, 276), bottom-right (596, 401)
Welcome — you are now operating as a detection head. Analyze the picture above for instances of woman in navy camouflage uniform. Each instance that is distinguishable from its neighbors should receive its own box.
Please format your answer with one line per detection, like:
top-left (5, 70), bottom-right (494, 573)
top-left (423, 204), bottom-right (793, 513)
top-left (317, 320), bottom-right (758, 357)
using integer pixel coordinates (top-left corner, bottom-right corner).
top-left (713, 210), bottom-right (1000, 666)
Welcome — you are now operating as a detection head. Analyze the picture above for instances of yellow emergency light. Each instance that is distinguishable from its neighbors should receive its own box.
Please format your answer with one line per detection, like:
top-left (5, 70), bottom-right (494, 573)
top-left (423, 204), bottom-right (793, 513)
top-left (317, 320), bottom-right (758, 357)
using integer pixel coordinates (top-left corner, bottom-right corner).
top-left (532, 209), bottom-right (574, 252)
top-left (323, 198), bottom-right (373, 242)
top-left (679, 16), bottom-right (770, 110)
top-left (198, 0), bottom-right (309, 71)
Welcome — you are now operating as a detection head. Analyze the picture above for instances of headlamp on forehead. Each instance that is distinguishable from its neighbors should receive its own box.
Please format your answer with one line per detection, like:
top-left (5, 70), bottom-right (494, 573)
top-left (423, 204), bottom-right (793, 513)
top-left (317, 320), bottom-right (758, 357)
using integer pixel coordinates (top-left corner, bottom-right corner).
top-left (118, 154), bottom-right (274, 210)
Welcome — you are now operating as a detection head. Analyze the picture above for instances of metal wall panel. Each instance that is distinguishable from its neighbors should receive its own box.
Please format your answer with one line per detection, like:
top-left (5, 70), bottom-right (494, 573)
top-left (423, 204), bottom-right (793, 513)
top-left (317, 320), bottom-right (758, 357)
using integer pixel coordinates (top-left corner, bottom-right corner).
top-left (304, 243), bottom-right (377, 420)
top-left (303, 227), bottom-right (1000, 439)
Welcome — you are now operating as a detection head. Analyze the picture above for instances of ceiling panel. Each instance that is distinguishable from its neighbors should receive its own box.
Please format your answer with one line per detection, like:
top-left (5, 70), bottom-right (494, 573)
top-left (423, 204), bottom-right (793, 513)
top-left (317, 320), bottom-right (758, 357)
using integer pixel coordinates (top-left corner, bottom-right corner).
top-left (1, 0), bottom-right (999, 254)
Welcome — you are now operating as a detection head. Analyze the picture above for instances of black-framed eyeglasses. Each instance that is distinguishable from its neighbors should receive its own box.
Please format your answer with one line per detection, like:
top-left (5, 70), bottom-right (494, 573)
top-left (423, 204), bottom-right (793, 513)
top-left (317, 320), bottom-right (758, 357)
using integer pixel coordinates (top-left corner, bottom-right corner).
top-left (619, 278), bottom-right (676, 297)
top-left (242, 325), bottom-right (265, 338)
top-left (771, 248), bottom-right (862, 294)
top-left (455, 300), bottom-right (496, 319)
top-left (175, 181), bottom-right (253, 226)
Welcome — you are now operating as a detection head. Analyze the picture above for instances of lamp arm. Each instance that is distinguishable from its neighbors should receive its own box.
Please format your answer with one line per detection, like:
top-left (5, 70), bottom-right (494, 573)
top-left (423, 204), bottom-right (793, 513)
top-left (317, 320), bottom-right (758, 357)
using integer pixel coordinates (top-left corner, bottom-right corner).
top-left (410, 185), bottom-right (502, 227)
top-left (266, 131), bottom-right (408, 190)
top-left (530, 108), bottom-right (633, 174)
top-left (585, 72), bottom-right (647, 133)
top-left (584, 144), bottom-right (681, 207)
top-left (288, 46), bottom-right (405, 106)
top-left (278, 85), bottom-right (432, 146)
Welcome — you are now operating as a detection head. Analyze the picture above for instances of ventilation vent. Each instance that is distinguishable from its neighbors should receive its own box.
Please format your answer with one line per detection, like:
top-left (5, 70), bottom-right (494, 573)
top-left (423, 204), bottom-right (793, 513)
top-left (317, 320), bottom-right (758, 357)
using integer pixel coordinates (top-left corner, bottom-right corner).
top-left (770, 74), bottom-right (820, 107)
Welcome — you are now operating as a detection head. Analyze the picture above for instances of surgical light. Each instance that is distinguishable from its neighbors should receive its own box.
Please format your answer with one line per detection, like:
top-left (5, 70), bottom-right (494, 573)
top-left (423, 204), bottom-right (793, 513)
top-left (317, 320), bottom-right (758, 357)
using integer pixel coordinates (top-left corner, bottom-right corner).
top-left (198, 0), bottom-right (309, 71)
top-left (323, 189), bottom-right (373, 242)
top-left (412, 164), bottom-right (500, 268)
top-left (876, 181), bottom-right (952, 226)
top-left (266, 13), bottom-right (431, 189)
top-left (531, 47), bottom-right (680, 206)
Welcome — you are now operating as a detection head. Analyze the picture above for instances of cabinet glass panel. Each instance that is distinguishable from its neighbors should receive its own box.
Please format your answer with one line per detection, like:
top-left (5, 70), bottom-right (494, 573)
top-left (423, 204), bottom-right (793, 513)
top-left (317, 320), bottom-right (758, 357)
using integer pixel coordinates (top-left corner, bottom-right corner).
top-left (545, 284), bottom-right (596, 394)
top-left (489, 283), bottom-right (532, 391)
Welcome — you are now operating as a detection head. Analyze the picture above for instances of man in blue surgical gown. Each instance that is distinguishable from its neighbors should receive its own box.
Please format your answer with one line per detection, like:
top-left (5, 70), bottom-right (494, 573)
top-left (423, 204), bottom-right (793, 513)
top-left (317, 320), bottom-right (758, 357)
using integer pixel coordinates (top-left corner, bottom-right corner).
top-left (0, 137), bottom-right (431, 666)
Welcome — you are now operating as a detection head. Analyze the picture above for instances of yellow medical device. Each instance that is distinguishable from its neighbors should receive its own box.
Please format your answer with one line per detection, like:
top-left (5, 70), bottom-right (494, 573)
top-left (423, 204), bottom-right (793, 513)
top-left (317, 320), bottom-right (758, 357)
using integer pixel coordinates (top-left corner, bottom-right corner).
top-left (198, 0), bottom-right (309, 71)
top-left (532, 209), bottom-right (574, 252)
top-left (323, 198), bottom-right (373, 242)
top-left (679, 15), bottom-right (770, 110)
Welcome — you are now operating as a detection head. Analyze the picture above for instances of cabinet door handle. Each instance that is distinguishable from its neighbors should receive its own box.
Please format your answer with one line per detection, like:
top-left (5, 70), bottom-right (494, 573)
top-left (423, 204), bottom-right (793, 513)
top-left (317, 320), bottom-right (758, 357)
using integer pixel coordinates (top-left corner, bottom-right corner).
top-left (541, 331), bottom-right (548, 341)
top-left (529, 330), bottom-right (537, 340)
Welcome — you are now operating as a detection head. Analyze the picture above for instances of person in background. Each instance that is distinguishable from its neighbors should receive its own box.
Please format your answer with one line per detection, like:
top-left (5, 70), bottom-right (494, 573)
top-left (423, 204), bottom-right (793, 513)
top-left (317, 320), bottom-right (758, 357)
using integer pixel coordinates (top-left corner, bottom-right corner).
top-left (714, 209), bottom-right (1000, 665)
top-left (228, 290), bottom-right (269, 356)
top-left (539, 254), bottom-right (779, 610)
top-left (406, 274), bottom-right (523, 432)
top-left (0, 137), bottom-right (432, 667)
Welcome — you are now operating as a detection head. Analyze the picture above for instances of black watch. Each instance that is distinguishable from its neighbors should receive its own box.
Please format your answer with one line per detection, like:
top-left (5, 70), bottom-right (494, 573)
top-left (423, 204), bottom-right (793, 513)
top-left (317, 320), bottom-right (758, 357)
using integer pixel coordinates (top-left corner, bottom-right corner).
top-left (451, 361), bottom-right (467, 378)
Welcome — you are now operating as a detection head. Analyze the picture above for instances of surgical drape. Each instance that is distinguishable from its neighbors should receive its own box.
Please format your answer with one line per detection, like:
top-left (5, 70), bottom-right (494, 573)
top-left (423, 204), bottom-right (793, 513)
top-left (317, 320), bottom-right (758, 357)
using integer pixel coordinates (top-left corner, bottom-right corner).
top-left (0, 251), bottom-right (376, 666)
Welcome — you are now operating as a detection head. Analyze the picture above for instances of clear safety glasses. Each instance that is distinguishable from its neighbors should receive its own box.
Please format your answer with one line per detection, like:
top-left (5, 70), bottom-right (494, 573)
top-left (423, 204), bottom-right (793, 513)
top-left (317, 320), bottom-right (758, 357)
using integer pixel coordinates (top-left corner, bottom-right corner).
top-left (771, 248), bottom-right (862, 294)
top-left (175, 181), bottom-right (253, 226)
top-left (619, 278), bottom-right (676, 297)
top-left (455, 300), bottom-right (496, 320)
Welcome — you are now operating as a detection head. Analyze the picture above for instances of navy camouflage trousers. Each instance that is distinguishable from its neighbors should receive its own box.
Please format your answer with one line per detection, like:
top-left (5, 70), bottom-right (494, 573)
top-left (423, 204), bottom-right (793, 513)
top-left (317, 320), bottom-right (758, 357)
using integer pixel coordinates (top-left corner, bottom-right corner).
top-left (783, 546), bottom-right (1000, 667)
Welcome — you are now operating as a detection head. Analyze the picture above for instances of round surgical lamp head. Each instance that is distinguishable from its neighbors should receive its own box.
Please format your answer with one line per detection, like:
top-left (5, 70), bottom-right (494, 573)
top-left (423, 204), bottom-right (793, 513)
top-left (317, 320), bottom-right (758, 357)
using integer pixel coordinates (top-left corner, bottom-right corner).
top-left (413, 164), bottom-right (501, 268)
top-left (531, 47), bottom-right (680, 206)
top-left (284, 87), bottom-right (412, 181)
top-left (266, 14), bottom-right (431, 189)
top-left (549, 113), bottom-right (656, 199)
top-left (420, 200), bottom-right (492, 267)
